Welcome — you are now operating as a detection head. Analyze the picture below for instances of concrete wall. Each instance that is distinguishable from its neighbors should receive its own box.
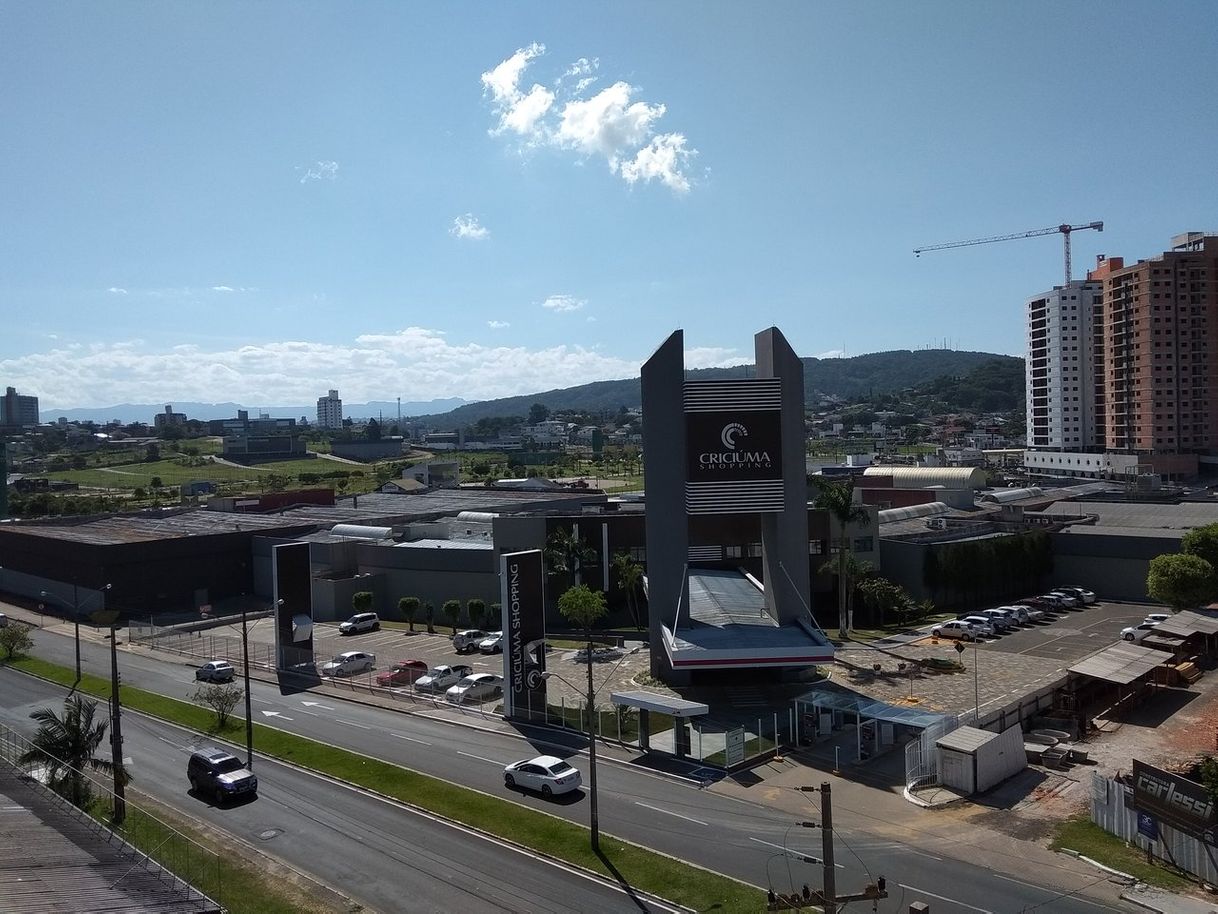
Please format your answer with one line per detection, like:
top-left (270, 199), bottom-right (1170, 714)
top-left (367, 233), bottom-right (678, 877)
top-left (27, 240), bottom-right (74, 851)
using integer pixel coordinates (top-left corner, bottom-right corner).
top-left (1050, 530), bottom-right (1179, 602)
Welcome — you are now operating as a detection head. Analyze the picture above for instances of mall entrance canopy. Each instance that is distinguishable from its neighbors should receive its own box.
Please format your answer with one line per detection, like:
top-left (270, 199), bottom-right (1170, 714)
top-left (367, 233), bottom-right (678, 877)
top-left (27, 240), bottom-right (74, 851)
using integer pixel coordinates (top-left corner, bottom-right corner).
top-left (795, 685), bottom-right (947, 764)
top-left (610, 690), bottom-right (709, 756)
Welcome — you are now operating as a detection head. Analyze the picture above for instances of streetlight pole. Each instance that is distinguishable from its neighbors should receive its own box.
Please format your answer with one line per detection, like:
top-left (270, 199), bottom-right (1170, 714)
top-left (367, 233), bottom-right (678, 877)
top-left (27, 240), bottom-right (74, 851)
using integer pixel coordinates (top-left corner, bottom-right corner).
top-left (242, 604), bottom-right (254, 768)
top-left (974, 639), bottom-right (980, 722)
top-left (109, 621), bottom-right (126, 824)
top-left (542, 667), bottom-right (601, 853)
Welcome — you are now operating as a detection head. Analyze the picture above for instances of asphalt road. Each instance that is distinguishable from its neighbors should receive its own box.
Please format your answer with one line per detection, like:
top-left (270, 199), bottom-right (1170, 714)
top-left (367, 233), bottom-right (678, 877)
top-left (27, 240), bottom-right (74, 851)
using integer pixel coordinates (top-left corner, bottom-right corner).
top-left (20, 626), bottom-right (1138, 913)
top-left (0, 668), bottom-right (677, 914)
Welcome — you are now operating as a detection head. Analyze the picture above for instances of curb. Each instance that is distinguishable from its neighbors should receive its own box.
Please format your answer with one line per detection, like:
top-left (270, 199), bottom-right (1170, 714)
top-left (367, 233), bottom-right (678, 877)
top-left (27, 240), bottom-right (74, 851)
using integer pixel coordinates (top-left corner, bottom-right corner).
top-left (1061, 848), bottom-right (1137, 884)
top-left (1119, 892), bottom-right (1168, 914)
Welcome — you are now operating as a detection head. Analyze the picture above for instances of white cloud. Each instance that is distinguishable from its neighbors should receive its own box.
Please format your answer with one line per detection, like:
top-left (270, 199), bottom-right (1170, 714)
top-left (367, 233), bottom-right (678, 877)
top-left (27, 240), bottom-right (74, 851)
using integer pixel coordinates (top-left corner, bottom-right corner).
top-left (683, 347), bottom-right (745, 370)
top-left (541, 294), bottom-right (585, 313)
top-left (815, 349), bottom-right (846, 359)
top-left (450, 214), bottom-right (489, 240)
top-left (481, 43), bottom-right (554, 138)
top-left (586, 316), bottom-right (598, 322)
top-left (298, 160), bottom-right (339, 183)
top-left (211, 285), bottom-right (235, 293)
top-left (487, 320), bottom-right (510, 329)
top-left (2, 328), bottom-right (649, 406)
top-left (481, 46), bottom-right (698, 193)
top-left (107, 287), bottom-right (128, 294)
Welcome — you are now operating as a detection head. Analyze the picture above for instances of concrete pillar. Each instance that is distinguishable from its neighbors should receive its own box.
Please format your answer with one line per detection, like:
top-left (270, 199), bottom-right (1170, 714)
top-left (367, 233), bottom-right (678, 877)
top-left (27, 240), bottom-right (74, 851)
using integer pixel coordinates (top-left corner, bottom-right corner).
top-left (639, 709), bottom-right (651, 751)
top-left (673, 718), bottom-right (690, 758)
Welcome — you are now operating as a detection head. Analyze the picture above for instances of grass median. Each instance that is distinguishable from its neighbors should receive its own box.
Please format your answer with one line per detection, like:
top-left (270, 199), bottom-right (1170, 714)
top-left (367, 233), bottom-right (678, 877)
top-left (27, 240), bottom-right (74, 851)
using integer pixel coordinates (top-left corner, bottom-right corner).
top-left (1050, 816), bottom-right (1194, 891)
top-left (7, 654), bottom-right (765, 912)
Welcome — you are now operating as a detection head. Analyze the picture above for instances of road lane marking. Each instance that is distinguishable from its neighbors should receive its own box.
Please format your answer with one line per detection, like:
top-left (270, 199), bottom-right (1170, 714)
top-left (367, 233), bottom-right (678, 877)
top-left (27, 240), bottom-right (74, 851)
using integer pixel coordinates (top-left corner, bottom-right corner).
top-left (458, 751), bottom-right (503, 765)
top-left (260, 710), bottom-right (294, 720)
top-left (391, 732), bottom-right (432, 746)
top-left (991, 874), bottom-right (1114, 910)
top-left (301, 701), bottom-right (336, 710)
top-left (333, 719), bottom-right (372, 730)
top-left (748, 837), bottom-right (844, 866)
top-left (906, 849), bottom-right (942, 861)
top-left (635, 802), bottom-right (707, 827)
top-left (898, 885), bottom-right (994, 913)
top-left (250, 697), bottom-right (274, 704)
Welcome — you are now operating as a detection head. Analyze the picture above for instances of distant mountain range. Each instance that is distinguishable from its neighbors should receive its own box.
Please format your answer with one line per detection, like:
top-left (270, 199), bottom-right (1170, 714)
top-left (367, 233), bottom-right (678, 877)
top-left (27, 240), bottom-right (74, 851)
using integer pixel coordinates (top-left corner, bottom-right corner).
top-left (412, 349), bottom-right (1024, 427)
top-left (42, 398), bottom-right (468, 425)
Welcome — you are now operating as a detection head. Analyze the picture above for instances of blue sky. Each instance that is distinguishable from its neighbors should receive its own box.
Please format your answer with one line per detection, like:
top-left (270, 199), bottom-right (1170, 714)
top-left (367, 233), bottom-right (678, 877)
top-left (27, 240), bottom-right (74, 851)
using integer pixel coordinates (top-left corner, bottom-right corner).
top-left (2, 1), bottom-right (1216, 411)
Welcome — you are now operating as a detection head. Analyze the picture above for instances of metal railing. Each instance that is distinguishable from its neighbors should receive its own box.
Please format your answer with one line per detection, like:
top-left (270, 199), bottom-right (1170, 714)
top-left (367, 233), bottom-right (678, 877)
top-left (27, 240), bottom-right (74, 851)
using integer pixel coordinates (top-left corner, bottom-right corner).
top-left (0, 721), bottom-right (224, 912)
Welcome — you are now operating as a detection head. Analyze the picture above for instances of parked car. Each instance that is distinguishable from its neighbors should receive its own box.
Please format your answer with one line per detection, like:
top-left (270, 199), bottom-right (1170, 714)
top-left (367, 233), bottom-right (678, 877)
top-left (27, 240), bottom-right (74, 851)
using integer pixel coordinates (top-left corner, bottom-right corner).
top-left (339, 612), bottom-right (380, 635)
top-left (452, 630), bottom-right (490, 654)
top-left (188, 747), bottom-right (257, 804)
top-left (1047, 591), bottom-right (1080, 608)
top-left (931, 620), bottom-right (976, 641)
top-left (999, 605), bottom-right (1030, 625)
top-left (503, 755), bottom-right (582, 797)
top-left (979, 608), bottom-right (1016, 631)
top-left (1005, 603), bottom-right (1044, 622)
top-left (446, 672), bottom-right (504, 703)
top-left (414, 664), bottom-right (473, 692)
top-left (0, 612), bottom-right (7, 627)
top-left (1015, 596), bottom-right (1053, 610)
top-left (320, 651), bottom-right (376, 676)
top-left (1144, 613), bottom-right (1172, 625)
top-left (1121, 621), bottom-right (1160, 642)
top-left (478, 631), bottom-right (504, 654)
top-left (1056, 585), bottom-right (1097, 604)
top-left (375, 659), bottom-right (428, 687)
top-left (960, 616), bottom-right (995, 638)
top-left (1036, 594), bottom-right (1070, 610)
top-left (195, 660), bottom-right (236, 683)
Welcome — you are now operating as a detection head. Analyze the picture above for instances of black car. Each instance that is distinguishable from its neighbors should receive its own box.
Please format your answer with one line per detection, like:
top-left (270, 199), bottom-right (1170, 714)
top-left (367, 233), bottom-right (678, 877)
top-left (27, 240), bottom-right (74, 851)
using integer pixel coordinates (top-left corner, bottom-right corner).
top-left (187, 747), bottom-right (258, 804)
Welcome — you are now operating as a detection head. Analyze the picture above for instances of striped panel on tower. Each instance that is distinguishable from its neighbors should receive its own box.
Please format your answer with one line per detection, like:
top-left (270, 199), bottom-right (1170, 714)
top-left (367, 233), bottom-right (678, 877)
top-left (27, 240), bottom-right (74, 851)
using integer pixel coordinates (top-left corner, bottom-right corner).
top-left (685, 480), bottom-right (785, 514)
top-left (687, 544), bottom-right (723, 562)
top-left (683, 379), bottom-right (782, 412)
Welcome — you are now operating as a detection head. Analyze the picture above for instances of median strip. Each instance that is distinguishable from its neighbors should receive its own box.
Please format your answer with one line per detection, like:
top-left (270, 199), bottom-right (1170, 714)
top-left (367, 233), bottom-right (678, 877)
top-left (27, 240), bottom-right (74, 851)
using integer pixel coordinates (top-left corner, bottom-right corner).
top-left (6, 655), bottom-right (764, 912)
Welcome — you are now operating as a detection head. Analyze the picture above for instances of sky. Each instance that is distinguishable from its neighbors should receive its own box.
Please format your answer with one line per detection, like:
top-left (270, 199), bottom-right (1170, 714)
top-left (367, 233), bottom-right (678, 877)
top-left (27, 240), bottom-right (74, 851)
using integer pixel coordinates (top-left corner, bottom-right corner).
top-left (2, 1), bottom-right (1217, 412)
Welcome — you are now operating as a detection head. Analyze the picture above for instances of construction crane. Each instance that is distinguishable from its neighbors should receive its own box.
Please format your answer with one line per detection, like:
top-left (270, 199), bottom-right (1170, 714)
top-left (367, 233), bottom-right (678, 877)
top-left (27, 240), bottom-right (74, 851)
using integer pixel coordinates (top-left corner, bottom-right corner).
top-left (914, 221), bottom-right (1104, 285)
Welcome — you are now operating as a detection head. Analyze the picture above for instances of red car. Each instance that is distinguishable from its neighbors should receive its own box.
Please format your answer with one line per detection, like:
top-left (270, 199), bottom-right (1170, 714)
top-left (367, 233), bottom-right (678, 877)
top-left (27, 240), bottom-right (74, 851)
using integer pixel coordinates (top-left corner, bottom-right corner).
top-left (375, 659), bottom-right (428, 687)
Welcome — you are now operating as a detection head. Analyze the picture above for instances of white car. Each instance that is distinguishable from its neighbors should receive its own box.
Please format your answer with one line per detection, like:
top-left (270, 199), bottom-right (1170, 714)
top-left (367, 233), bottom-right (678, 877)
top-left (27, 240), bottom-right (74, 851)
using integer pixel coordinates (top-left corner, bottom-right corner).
top-left (1001, 605), bottom-right (1030, 625)
top-left (478, 632), bottom-right (504, 654)
top-left (445, 672), bottom-right (504, 703)
top-left (339, 612), bottom-right (380, 635)
top-left (960, 616), bottom-right (995, 638)
top-left (320, 651), bottom-right (376, 676)
top-left (0, 612), bottom-right (7, 628)
top-left (195, 660), bottom-right (236, 683)
top-left (503, 755), bottom-right (583, 797)
top-left (931, 620), bottom-right (976, 641)
top-left (1057, 585), bottom-right (1097, 604)
top-left (414, 664), bottom-right (473, 692)
top-left (1121, 622), bottom-right (1160, 643)
top-left (1144, 613), bottom-right (1172, 625)
top-left (1006, 603), bottom-right (1044, 622)
top-left (979, 608), bottom-right (1016, 632)
top-left (1048, 591), bottom-right (1080, 608)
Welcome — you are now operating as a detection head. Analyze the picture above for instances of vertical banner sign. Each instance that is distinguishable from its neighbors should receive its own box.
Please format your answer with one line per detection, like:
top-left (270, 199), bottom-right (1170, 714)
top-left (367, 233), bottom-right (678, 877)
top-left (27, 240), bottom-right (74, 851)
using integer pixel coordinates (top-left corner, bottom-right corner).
top-left (500, 550), bottom-right (547, 720)
top-left (272, 542), bottom-right (313, 670)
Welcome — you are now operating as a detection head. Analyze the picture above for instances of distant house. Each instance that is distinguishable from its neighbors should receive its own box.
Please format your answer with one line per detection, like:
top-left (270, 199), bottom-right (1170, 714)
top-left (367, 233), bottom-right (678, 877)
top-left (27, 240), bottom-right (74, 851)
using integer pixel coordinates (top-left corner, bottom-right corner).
top-left (180, 480), bottom-right (218, 497)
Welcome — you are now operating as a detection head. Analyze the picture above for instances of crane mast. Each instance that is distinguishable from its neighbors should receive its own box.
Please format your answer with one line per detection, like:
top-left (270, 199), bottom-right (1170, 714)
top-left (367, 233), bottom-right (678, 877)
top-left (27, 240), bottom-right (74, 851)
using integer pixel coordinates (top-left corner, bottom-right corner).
top-left (914, 221), bottom-right (1104, 284)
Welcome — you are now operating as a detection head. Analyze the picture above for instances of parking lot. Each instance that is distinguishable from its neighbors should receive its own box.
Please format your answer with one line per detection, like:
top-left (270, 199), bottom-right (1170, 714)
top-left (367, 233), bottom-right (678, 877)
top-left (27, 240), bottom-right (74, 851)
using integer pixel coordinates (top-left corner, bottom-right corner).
top-left (974, 601), bottom-right (1155, 663)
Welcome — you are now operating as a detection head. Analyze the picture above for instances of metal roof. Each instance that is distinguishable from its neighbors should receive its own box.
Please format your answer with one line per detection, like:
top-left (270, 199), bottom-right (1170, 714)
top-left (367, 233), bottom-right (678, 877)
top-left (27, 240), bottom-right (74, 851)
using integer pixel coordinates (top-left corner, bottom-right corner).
top-left (609, 690), bottom-right (709, 717)
top-left (0, 510), bottom-right (312, 546)
top-left (862, 466), bottom-right (987, 490)
top-left (936, 725), bottom-right (999, 753)
top-left (877, 502), bottom-right (950, 524)
top-left (0, 765), bottom-right (219, 913)
top-left (1069, 642), bottom-right (1166, 685)
top-left (795, 685), bottom-right (947, 729)
top-left (1041, 501), bottom-right (1218, 530)
top-left (1152, 610), bottom-right (1218, 638)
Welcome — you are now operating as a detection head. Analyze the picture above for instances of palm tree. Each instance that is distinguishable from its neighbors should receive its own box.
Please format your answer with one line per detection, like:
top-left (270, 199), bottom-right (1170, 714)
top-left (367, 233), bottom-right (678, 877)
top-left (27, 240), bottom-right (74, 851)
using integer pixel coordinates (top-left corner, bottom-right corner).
top-left (19, 694), bottom-right (125, 809)
top-left (544, 526), bottom-right (598, 589)
top-left (811, 477), bottom-right (871, 639)
top-left (611, 551), bottom-right (644, 630)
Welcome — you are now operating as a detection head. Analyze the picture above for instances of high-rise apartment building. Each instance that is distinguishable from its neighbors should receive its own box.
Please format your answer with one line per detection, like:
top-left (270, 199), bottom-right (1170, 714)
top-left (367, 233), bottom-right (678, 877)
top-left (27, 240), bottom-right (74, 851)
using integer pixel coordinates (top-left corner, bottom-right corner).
top-left (316, 389), bottom-right (343, 429)
top-left (1025, 279), bottom-right (1103, 451)
top-left (0, 386), bottom-right (40, 428)
top-left (1025, 233), bottom-right (1218, 481)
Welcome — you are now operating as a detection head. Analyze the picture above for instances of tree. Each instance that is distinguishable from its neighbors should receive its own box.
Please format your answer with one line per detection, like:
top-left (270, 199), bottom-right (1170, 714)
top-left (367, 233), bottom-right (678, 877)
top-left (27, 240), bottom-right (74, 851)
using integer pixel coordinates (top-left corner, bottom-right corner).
top-left (149, 476), bottom-right (163, 489)
top-left (19, 695), bottom-right (124, 808)
top-left (144, 443), bottom-right (160, 462)
top-left (399, 596), bottom-right (420, 632)
top-left (558, 584), bottom-right (609, 640)
top-left (1147, 553), bottom-right (1218, 611)
top-left (442, 599), bottom-right (462, 633)
top-left (467, 598), bottom-right (486, 629)
top-left (1182, 523), bottom-right (1218, 570)
top-left (0, 623), bottom-right (34, 659)
top-left (193, 683), bottom-right (242, 730)
top-left (544, 526), bottom-right (598, 590)
top-left (611, 552), bottom-right (644, 630)
top-left (811, 478), bottom-right (871, 638)
top-left (366, 418), bottom-right (381, 441)
top-left (352, 591), bottom-right (374, 615)
top-left (425, 601), bottom-right (435, 634)
top-left (528, 403), bottom-right (550, 424)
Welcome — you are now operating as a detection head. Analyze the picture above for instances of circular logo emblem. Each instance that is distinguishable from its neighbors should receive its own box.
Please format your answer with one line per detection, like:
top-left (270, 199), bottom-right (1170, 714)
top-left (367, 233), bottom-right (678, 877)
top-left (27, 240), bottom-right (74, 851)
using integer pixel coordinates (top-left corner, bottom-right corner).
top-left (721, 422), bottom-right (747, 450)
top-left (525, 667), bottom-right (544, 690)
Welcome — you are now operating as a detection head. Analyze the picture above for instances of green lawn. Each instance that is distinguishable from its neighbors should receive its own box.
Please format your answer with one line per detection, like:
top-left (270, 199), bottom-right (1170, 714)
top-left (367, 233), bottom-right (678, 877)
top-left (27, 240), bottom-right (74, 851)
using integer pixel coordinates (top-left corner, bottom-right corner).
top-left (845, 613), bottom-right (956, 643)
top-left (7, 655), bottom-right (764, 912)
top-left (1050, 816), bottom-right (1195, 891)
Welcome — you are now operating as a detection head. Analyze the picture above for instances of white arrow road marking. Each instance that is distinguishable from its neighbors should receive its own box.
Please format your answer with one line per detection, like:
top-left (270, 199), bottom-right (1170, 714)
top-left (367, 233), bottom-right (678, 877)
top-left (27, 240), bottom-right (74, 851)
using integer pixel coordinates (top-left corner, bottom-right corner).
top-left (391, 732), bottom-right (432, 746)
top-left (260, 710), bottom-right (294, 720)
top-left (301, 701), bottom-right (336, 710)
top-left (635, 802), bottom-right (707, 827)
top-left (748, 837), bottom-right (845, 866)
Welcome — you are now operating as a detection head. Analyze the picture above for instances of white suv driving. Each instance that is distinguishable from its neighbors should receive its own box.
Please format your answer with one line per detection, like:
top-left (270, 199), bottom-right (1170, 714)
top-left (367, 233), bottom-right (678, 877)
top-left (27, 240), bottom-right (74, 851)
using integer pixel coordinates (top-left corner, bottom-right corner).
top-left (339, 612), bottom-right (380, 635)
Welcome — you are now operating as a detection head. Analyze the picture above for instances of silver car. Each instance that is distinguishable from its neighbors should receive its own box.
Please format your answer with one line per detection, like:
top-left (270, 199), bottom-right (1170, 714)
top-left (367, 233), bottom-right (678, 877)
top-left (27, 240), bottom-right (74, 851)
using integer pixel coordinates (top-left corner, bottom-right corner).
top-left (195, 660), bottom-right (236, 683)
top-left (960, 616), bottom-right (995, 637)
top-left (320, 651), bottom-right (376, 676)
top-left (445, 672), bottom-right (504, 703)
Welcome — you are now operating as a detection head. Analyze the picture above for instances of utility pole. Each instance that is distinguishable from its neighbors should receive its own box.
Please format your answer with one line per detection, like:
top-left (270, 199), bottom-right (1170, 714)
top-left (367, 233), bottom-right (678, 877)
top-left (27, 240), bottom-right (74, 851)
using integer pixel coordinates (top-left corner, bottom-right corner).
top-left (242, 604), bottom-right (254, 768)
top-left (109, 623), bottom-right (126, 824)
top-left (821, 782), bottom-right (837, 914)
top-left (585, 628), bottom-right (600, 852)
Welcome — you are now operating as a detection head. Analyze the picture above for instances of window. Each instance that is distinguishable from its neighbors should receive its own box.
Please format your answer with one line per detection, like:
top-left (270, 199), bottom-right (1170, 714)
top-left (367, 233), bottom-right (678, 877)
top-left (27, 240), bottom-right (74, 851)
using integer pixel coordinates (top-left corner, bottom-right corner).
top-left (629, 546), bottom-right (647, 563)
top-left (747, 543), bottom-right (763, 558)
top-left (853, 536), bottom-right (874, 553)
top-left (725, 545), bottom-right (743, 559)
top-left (808, 540), bottom-right (824, 555)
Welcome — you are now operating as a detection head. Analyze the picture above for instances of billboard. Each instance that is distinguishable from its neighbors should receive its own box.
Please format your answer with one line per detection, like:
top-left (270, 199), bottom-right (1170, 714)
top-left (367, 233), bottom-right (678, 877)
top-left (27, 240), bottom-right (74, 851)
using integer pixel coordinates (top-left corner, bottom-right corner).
top-left (272, 542), bottom-right (313, 669)
top-left (500, 550), bottom-right (547, 720)
top-left (684, 379), bottom-right (784, 515)
top-left (1131, 759), bottom-right (1218, 844)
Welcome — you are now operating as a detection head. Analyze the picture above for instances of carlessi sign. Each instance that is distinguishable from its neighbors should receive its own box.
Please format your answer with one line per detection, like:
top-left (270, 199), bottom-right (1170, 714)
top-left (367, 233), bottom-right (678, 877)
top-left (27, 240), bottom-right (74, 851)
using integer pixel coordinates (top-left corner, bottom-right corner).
top-left (499, 550), bottom-right (547, 720)
top-left (1131, 759), bottom-right (1218, 844)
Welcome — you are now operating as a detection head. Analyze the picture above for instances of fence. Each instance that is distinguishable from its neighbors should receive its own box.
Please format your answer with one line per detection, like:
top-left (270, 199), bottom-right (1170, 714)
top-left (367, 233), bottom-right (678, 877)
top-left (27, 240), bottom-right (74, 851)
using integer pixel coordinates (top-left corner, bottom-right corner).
top-left (1091, 771), bottom-right (1218, 883)
top-left (0, 721), bottom-right (224, 912)
top-left (905, 712), bottom-right (967, 790)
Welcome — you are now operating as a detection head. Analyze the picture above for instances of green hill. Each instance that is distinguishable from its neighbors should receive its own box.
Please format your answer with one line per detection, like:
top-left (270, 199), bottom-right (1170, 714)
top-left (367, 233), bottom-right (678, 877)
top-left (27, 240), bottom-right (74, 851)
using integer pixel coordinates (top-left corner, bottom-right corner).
top-left (416, 349), bottom-right (1023, 428)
